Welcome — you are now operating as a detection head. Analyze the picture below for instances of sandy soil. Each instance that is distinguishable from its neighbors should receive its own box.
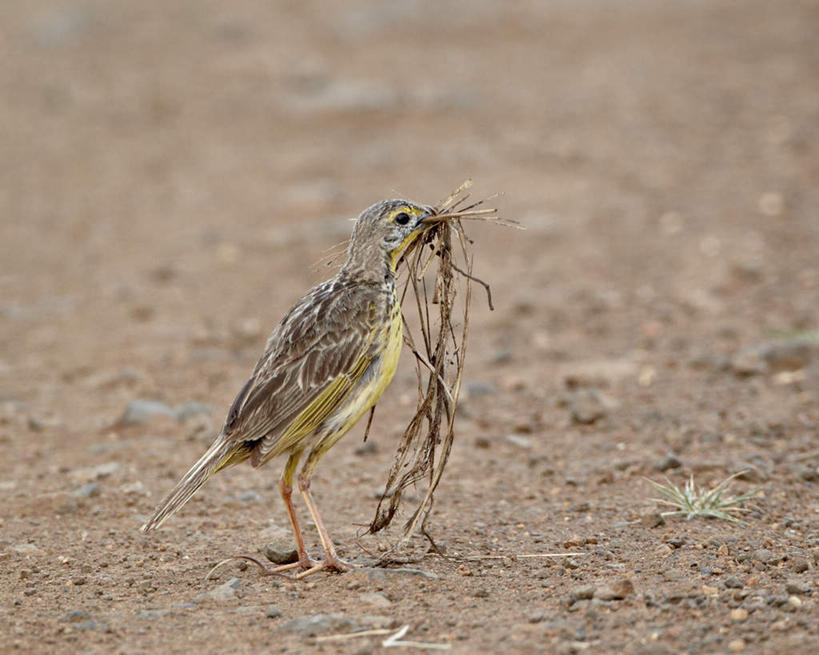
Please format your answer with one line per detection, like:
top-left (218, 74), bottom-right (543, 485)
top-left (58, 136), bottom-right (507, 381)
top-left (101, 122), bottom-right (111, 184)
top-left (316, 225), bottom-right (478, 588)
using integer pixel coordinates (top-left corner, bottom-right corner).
top-left (2, 1), bottom-right (818, 653)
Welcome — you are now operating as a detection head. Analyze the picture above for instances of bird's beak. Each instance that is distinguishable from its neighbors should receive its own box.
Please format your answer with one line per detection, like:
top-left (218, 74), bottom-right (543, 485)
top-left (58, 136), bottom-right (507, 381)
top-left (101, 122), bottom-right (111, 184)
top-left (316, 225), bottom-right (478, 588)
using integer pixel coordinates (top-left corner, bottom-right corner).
top-left (418, 206), bottom-right (442, 225)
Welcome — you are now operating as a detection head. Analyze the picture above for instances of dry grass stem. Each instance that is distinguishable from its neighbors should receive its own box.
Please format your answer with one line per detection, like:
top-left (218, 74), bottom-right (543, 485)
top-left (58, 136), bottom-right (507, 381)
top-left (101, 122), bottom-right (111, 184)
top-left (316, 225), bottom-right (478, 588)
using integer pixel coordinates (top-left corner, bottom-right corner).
top-left (383, 625), bottom-right (451, 650)
top-left (367, 180), bottom-right (513, 552)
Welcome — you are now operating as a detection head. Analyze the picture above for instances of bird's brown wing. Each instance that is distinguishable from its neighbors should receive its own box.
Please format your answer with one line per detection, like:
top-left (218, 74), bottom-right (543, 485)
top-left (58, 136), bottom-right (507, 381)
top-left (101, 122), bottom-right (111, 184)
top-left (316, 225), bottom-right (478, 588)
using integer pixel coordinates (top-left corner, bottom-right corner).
top-left (220, 278), bottom-right (382, 461)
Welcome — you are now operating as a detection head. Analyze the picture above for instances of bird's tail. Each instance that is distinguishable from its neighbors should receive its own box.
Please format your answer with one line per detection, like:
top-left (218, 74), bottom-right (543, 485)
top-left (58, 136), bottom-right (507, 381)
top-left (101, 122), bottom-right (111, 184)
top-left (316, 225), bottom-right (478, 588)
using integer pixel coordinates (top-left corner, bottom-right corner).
top-left (140, 436), bottom-right (247, 533)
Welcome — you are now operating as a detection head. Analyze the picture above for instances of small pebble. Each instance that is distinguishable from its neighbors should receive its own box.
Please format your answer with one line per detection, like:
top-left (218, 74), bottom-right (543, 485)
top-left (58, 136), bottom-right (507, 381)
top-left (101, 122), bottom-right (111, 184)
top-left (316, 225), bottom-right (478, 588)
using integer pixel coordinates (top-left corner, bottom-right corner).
top-left (785, 580), bottom-right (811, 595)
top-left (731, 608), bottom-right (748, 621)
top-left (654, 453), bottom-right (682, 472)
top-left (569, 585), bottom-right (595, 604)
top-left (568, 389), bottom-right (607, 425)
top-left (729, 639), bottom-right (746, 652)
top-left (724, 575), bottom-right (744, 589)
top-left (263, 542), bottom-right (298, 565)
top-left (752, 548), bottom-right (774, 564)
top-left (359, 592), bottom-right (391, 608)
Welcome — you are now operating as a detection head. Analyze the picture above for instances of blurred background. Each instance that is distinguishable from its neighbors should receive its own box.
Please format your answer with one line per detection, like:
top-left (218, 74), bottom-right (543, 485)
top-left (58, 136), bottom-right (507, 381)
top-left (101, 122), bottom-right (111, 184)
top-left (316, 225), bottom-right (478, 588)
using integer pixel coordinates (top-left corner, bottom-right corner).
top-left (2, 1), bottom-right (818, 652)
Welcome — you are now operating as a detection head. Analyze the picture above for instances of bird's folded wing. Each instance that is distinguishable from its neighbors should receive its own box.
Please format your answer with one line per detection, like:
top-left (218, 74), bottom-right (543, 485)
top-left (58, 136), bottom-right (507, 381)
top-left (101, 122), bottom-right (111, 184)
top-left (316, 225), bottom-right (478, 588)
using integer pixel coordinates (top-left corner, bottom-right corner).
top-left (220, 280), bottom-right (380, 455)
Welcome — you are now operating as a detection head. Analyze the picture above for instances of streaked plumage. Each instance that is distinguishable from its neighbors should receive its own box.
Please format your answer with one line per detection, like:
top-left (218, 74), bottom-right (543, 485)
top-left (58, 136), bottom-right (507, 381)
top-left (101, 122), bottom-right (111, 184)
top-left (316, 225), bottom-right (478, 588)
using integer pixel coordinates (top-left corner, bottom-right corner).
top-left (142, 199), bottom-right (434, 577)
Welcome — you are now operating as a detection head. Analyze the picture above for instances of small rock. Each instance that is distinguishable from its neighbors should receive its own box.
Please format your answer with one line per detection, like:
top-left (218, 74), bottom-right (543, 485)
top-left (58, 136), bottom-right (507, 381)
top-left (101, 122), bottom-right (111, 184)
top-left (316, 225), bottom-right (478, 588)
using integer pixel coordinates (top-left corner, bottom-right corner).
top-left (138, 609), bottom-right (172, 620)
top-left (264, 604), bottom-right (282, 619)
top-left (474, 436), bottom-right (491, 449)
top-left (752, 548), bottom-right (774, 564)
top-left (354, 440), bottom-right (377, 456)
top-left (175, 401), bottom-right (212, 421)
top-left (788, 557), bottom-right (809, 573)
top-left (527, 611), bottom-right (545, 623)
top-left (785, 580), bottom-right (810, 595)
top-left (120, 481), bottom-right (148, 496)
top-left (728, 638), bottom-right (746, 652)
top-left (70, 482), bottom-right (100, 499)
top-left (788, 595), bottom-right (803, 608)
top-left (196, 577), bottom-right (242, 601)
top-left (641, 512), bottom-right (666, 528)
top-left (280, 613), bottom-right (359, 635)
top-left (69, 462), bottom-right (121, 483)
top-left (119, 400), bottom-right (177, 426)
top-left (263, 542), bottom-right (298, 565)
top-left (731, 338), bottom-right (819, 376)
top-left (654, 453), bottom-right (682, 472)
top-left (465, 380), bottom-right (498, 398)
top-left (235, 490), bottom-right (261, 503)
top-left (797, 466), bottom-right (819, 482)
top-left (61, 609), bottom-right (91, 623)
top-left (568, 389), bottom-right (607, 424)
top-left (610, 578), bottom-right (635, 598)
top-left (359, 592), bottom-right (391, 608)
top-left (27, 415), bottom-right (61, 432)
top-left (594, 586), bottom-right (618, 601)
top-left (724, 575), bottom-right (744, 589)
top-left (569, 585), bottom-right (595, 604)
top-left (731, 608), bottom-right (748, 621)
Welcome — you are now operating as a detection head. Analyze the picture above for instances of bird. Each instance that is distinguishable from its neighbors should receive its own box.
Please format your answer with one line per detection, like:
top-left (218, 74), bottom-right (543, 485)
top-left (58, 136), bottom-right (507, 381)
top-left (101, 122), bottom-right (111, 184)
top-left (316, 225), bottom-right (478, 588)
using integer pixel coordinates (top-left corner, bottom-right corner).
top-left (141, 199), bottom-right (441, 578)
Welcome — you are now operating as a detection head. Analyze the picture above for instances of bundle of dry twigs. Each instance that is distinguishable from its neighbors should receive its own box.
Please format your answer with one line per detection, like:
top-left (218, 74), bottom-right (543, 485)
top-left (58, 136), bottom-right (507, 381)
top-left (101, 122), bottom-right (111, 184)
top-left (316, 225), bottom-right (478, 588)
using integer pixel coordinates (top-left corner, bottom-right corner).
top-left (368, 180), bottom-right (517, 551)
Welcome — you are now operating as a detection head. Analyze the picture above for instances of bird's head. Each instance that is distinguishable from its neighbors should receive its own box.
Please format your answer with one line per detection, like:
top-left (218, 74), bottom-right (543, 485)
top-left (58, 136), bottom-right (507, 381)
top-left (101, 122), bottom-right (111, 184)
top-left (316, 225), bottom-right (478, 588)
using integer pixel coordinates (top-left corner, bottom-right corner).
top-left (348, 199), bottom-right (437, 272)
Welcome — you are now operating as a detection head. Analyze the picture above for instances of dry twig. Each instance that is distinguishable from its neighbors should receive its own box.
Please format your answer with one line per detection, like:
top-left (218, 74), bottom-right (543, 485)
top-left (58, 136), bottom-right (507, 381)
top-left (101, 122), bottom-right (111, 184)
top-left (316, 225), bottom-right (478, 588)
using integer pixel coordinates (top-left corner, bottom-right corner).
top-left (367, 180), bottom-right (515, 554)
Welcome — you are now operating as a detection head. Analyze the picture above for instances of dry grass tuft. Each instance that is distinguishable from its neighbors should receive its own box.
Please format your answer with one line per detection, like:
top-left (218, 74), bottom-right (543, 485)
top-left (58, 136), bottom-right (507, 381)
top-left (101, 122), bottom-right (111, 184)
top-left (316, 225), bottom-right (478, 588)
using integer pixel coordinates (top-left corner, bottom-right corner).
top-left (367, 180), bottom-right (517, 551)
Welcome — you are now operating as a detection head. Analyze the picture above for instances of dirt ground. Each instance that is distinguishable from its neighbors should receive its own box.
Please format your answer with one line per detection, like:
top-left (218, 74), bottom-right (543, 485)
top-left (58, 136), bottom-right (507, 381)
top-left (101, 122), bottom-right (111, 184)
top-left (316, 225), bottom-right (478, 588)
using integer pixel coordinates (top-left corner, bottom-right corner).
top-left (2, 1), bottom-right (818, 653)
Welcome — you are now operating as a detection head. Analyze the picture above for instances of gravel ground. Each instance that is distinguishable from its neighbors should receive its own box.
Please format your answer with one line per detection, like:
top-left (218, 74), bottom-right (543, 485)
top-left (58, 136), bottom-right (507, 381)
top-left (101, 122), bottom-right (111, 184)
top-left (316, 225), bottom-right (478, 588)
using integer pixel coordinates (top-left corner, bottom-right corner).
top-left (2, 1), bottom-right (818, 653)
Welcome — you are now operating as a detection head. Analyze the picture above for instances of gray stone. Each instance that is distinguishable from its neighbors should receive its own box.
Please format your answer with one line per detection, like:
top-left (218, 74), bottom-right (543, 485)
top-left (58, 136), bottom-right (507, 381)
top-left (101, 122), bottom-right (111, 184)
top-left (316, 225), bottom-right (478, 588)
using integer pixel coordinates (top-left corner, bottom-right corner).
top-left (137, 609), bottom-right (172, 620)
top-left (280, 613), bottom-right (359, 635)
top-left (752, 548), bottom-right (775, 564)
top-left (731, 337), bottom-right (819, 376)
top-left (120, 400), bottom-right (177, 425)
top-left (724, 575), bottom-right (744, 589)
top-left (654, 453), bottom-right (682, 472)
top-left (465, 380), bottom-right (498, 398)
top-left (235, 490), bottom-right (261, 503)
top-left (788, 556), bottom-right (809, 573)
top-left (785, 580), bottom-right (811, 595)
top-left (263, 542), bottom-right (298, 565)
top-left (70, 482), bottom-right (100, 498)
top-left (61, 609), bottom-right (91, 623)
top-left (359, 592), bottom-right (391, 608)
top-left (568, 389), bottom-right (607, 425)
top-left (196, 577), bottom-right (242, 601)
top-left (175, 401), bottom-right (212, 421)
top-left (70, 462), bottom-right (120, 482)
top-left (265, 604), bottom-right (282, 618)
top-left (343, 567), bottom-right (438, 585)
top-left (354, 440), bottom-right (378, 456)
top-left (641, 512), bottom-right (666, 528)
top-left (568, 585), bottom-right (595, 604)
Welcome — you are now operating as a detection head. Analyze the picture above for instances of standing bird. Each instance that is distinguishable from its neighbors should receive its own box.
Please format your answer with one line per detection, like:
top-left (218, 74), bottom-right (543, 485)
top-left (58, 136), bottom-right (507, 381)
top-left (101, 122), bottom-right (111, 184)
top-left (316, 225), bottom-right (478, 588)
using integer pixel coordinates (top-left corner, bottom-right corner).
top-left (141, 200), bottom-right (438, 578)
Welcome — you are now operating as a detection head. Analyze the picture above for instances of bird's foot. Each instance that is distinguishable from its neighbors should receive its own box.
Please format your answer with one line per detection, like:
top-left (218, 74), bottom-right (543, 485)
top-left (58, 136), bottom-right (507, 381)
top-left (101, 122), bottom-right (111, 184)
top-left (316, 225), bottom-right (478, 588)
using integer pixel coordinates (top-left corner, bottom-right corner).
top-left (295, 554), bottom-right (358, 579)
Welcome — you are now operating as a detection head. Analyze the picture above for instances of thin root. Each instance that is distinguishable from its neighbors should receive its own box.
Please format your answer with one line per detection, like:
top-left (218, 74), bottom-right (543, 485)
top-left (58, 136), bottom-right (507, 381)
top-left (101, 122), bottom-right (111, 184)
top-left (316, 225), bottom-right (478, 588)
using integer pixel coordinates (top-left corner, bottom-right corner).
top-left (205, 554), bottom-right (295, 581)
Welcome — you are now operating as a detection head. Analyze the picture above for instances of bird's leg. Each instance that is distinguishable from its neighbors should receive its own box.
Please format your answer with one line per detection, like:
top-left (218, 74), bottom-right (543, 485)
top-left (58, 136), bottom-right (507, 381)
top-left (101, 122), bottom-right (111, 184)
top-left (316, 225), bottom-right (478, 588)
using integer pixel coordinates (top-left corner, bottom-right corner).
top-left (274, 449), bottom-right (320, 571)
top-left (294, 449), bottom-right (357, 578)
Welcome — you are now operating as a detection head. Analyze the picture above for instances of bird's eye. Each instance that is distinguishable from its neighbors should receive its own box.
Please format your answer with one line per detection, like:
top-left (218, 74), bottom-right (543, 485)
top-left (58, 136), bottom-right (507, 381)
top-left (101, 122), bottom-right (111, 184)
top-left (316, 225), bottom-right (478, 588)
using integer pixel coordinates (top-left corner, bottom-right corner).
top-left (394, 212), bottom-right (411, 225)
